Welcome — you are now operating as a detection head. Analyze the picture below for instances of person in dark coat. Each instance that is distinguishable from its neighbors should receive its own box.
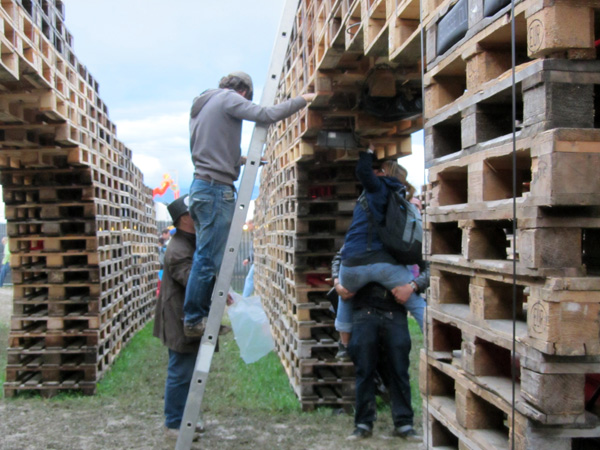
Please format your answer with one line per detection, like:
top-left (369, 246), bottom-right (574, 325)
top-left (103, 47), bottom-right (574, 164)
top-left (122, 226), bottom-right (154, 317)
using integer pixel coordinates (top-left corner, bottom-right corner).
top-left (153, 195), bottom-right (200, 440)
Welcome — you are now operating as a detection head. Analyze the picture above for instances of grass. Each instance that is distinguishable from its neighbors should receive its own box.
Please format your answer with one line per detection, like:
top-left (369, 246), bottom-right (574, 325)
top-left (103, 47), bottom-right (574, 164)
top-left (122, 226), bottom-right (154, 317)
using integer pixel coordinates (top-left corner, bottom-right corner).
top-left (205, 336), bottom-right (301, 415)
top-left (408, 317), bottom-right (424, 421)
top-left (0, 315), bottom-right (424, 428)
top-left (95, 322), bottom-right (167, 408)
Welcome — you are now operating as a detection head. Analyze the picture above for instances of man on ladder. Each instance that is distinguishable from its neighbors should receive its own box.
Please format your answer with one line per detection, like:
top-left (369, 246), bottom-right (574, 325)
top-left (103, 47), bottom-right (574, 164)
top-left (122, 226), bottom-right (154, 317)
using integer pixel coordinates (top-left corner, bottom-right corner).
top-left (176, 4), bottom-right (310, 446)
top-left (183, 73), bottom-right (314, 338)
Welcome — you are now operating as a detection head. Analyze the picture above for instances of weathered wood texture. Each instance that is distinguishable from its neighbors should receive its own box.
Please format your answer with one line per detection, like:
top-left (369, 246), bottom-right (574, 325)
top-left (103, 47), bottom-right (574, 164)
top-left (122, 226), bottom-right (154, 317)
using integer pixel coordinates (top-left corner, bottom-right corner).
top-left (2, 0), bottom-right (158, 397)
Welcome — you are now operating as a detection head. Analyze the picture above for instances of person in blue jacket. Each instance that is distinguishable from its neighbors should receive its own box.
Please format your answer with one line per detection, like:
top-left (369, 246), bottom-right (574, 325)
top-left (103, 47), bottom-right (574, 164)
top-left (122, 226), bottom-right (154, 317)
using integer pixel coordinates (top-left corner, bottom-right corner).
top-left (334, 144), bottom-right (426, 360)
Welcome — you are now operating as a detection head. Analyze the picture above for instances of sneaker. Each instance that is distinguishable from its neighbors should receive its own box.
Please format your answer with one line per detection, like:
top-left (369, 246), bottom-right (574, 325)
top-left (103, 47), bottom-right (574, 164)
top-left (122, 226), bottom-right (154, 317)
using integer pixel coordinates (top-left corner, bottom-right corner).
top-left (184, 317), bottom-right (207, 338)
top-left (393, 425), bottom-right (422, 442)
top-left (335, 342), bottom-right (351, 362)
top-left (346, 426), bottom-right (372, 440)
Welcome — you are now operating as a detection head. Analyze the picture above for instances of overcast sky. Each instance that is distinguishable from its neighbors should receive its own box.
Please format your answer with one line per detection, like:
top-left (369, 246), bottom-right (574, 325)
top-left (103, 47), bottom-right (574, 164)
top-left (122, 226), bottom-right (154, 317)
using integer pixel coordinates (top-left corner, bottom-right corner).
top-left (59, 1), bottom-right (425, 205)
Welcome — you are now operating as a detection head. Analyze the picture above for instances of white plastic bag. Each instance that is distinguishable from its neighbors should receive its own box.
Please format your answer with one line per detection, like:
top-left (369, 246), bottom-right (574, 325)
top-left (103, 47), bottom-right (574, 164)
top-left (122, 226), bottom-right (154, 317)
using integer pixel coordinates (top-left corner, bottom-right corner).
top-left (227, 290), bottom-right (275, 364)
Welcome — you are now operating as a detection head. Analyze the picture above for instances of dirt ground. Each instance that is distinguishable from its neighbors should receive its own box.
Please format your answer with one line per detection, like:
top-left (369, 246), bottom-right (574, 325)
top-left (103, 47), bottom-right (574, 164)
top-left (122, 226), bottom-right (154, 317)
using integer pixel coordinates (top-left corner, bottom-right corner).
top-left (0, 288), bottom-right (423, 450)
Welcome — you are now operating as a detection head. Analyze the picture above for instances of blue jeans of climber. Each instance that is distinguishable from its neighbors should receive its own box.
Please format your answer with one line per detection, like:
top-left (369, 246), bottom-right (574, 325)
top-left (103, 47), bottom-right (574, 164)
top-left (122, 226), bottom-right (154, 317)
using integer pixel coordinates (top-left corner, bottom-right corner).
top-left (183, 179), bottom-right (236, 327)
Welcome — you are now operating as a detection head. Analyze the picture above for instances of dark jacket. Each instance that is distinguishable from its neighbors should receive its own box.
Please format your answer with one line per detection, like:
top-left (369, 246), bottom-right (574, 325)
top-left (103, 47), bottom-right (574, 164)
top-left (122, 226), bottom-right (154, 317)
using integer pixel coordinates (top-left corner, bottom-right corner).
top-left (153, 229), bottom-right (199, 353)
top-left (341, 151), bottom-right (405, 265)
top-left (353, 282), bottom-right (407, 313)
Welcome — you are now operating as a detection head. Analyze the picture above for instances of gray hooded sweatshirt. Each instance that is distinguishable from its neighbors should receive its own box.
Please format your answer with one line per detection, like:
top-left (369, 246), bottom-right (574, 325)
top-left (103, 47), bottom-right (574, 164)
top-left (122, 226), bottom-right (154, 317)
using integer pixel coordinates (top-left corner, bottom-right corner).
top-left (189, 89), bottom-right (307, 185)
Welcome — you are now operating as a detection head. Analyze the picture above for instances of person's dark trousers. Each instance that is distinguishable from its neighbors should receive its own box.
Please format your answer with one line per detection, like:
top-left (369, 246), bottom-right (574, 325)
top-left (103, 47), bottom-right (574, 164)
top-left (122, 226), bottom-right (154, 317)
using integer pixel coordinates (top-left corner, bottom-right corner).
top-left (164, 349), bottom-right (197, 429)
top-left (348, 307), bottom-right (413, 431)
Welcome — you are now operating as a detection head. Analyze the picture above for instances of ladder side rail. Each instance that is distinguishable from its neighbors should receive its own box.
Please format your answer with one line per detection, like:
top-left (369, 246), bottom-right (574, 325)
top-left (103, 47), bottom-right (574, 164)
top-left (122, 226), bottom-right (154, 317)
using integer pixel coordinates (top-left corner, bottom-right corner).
top-left (176, 1), bottom-right (299, 448)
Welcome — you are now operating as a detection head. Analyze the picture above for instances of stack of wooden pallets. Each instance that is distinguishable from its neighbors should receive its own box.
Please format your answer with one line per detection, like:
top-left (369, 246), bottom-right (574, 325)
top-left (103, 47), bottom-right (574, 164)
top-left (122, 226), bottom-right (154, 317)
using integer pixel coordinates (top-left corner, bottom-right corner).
top-left (1, 0), bottom-right (158, 397)
top-left (421, 0), bottom-right (600, 448)
top-left (254, 0), bottom-right (423, 411)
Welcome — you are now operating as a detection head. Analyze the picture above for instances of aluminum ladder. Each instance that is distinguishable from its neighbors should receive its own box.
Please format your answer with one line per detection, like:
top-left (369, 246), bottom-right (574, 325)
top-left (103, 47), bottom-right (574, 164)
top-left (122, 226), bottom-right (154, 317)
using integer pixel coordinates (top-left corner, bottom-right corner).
top-left (176, 1), bottom-right (298, 447)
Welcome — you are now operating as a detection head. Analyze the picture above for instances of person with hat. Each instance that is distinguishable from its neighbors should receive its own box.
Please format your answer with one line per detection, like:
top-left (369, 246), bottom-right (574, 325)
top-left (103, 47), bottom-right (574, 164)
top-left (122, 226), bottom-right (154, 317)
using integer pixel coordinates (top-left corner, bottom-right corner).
top-left (153, 195), bottom-right (202, 440)
top-left (183, 71), bottom-right (315, 337)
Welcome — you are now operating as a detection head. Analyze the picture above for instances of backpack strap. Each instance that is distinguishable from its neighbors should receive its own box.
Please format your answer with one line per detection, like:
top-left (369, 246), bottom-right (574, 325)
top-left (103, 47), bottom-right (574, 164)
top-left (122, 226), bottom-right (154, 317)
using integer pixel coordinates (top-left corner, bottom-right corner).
top-left (357, 191), bottom-right (374, 251)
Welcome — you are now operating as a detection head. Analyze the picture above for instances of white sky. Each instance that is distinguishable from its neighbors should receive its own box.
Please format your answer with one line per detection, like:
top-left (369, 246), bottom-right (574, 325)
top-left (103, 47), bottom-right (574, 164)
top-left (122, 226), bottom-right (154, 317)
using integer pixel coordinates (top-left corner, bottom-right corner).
top-left (58, 1), bottom-right (426, 201)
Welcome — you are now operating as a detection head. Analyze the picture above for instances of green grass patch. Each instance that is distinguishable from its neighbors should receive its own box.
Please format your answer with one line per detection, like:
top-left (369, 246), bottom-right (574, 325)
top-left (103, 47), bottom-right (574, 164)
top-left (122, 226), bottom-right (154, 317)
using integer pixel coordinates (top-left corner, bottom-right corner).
top-left (205, 333), bottom-right (301, 415)
top-left (408, 316), bottom-right (424, 422)
top-left (96, 322), bottom-right (166, 406)
top-left (0, 311), bottom-right (424, 428)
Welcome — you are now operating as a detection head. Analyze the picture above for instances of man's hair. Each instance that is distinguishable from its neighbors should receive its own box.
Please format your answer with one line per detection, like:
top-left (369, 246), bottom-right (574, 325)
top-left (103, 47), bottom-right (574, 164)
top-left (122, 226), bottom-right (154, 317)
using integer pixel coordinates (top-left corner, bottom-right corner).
top-left (219, 75), bottom-right (253, 100)
top-left (161, 228), bottom-right (169, 235)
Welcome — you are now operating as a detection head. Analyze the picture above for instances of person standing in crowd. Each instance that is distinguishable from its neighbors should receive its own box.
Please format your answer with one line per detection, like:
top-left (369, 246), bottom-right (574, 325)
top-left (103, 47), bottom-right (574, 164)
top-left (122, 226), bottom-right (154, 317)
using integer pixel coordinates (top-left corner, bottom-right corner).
top-left (153, 195), bottom-right (201, 441)
top-left (0, 237), bottom-right (11, 287)
top-left (161, 228), bottom-right (171, 244)
top-left (183, 71), bottom-right (315, 337)
top-left (344, 281), bottom-right (421, 442)
top-left (158, 237), bottom-right (167, 269)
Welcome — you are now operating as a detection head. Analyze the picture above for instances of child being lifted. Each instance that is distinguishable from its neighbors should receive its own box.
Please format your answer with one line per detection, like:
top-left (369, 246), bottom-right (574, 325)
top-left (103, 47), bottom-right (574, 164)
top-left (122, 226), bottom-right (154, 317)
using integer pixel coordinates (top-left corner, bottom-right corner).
top-left (333, 143), bottom-right (427, 360)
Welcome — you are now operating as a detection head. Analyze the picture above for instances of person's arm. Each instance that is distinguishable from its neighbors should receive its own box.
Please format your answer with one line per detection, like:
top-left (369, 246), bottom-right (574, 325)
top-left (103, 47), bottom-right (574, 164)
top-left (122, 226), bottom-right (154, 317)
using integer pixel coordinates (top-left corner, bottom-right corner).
top-left (392, 263), bottom-right (429, 304)
top-left (225, 93), bottom-right (308, 124)
top-left (413, 262), bottom-right (430, 293)
top-left (331, 249), bottom-right (353, 300)
top-left (355, 148), bottom-right (383, 193)
top-left (165, 245), bottom-right (193, 288)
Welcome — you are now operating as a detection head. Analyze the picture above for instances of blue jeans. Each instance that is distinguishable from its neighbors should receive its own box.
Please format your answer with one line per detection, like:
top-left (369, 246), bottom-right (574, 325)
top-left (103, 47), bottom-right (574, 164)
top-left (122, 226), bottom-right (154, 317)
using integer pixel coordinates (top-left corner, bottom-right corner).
top-left (183, 179), bottom-right (236, 326)
top-left (336, 263), bottom-right (425, 332)
top-left (242, 263), bottom-right (255, 297)
top-left (0, 263), bottom-right (10, 287)
top-left (348, 307), bottom-right (413, 430)
top-left (164, 349), bottom-right (197, 429)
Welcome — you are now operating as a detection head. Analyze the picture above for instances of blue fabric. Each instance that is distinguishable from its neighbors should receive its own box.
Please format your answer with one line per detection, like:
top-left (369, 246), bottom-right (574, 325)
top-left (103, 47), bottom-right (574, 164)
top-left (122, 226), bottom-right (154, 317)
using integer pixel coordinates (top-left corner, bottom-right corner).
top-left (336, 263), bottom-right (425, 332)
top-left (242, 263), bottom-right (255, 298)
top-left (403, 294), bottom-right (425, 332)
top-left (0, 263), bottom-right (10, 287)
top-left (348, 307), bottom-right (413, 429)
top-left (164, 349), bottom-right (197, 429)
top-left (341, 152), bottom-right (404, 261)
top-left (335, 296), bottom-right (353, 333)
top-left (183, 179), bottom-right (236, 325)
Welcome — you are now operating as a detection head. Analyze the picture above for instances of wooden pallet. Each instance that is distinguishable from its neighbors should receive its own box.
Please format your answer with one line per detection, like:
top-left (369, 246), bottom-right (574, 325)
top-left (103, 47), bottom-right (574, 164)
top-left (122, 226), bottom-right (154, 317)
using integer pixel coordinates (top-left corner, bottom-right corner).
top-left (428, 263), bottom-right (600, 355)
top-left (421, 350), bottom-right (600, 449)
top-left (424, 216), bottom-right (600, 277)
top-left (424, 0), bottom-right (598, 73)
top-left (425, 59), bottom-right (600, 164)
top-left (426, 128), bottom-right (600, 211)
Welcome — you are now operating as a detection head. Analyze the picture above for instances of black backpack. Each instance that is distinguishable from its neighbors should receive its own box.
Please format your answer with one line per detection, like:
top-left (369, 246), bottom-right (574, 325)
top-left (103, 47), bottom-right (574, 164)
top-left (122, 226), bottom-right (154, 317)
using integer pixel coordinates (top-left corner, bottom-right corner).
top-left (359, 189), bottom-right (423, 265)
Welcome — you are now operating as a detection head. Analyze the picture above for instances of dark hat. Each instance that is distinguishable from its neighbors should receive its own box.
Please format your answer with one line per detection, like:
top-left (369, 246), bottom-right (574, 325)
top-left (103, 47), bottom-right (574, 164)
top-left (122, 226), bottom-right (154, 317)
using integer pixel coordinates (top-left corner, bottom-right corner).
top-left (167, 195), bottom-right (189, 224)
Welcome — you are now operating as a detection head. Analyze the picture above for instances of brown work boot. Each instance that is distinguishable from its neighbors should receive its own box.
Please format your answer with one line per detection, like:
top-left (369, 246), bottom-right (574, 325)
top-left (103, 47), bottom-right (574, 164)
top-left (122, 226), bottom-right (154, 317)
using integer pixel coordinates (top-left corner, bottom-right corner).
top-left (163, 426), bottom-right (201, 442)
top-left (184, 317), bottom-right (207, 338)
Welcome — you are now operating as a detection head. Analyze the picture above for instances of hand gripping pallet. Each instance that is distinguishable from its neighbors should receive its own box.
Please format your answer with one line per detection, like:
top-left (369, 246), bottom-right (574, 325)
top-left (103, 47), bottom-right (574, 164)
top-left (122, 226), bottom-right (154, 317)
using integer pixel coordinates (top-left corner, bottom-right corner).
top-left (175, 1), bottom-right (298, 448)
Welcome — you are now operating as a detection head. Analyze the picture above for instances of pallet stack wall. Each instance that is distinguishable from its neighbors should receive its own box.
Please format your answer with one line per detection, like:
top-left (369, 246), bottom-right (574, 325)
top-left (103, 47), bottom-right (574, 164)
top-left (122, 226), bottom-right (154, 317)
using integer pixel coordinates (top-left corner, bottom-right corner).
top-left (1, 0), bottom-right (158, 397)
top-left (421, 0), bottom-right (600, 448)
top-left (254, 0), bottom-right (423, 411)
